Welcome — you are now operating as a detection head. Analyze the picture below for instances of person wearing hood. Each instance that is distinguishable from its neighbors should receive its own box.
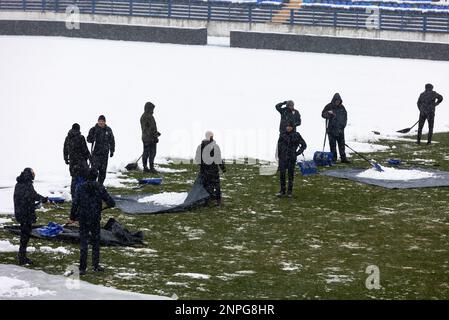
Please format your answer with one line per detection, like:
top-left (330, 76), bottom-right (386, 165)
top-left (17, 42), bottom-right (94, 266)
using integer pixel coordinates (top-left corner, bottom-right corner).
top-left (13, 168), bottom-right (48, 265)
top-left (70, 168), bottom-right (115, 275)
top-left (140, 102), bottom-right (161, 173)
top-left (195, 131), bottom-right (226, 207)
top-left (275, 100), bottom-right (301, 133)
top-left (63, 123), bottom-right (91, 196)
top-left (87, 115), bottom-right (115, 184)
top-left (417, 83), bottom-right (443, 145)
top-left (276, 122), bottom-right (307, 198)
top-left (321, 93), bottom-right (350, 163)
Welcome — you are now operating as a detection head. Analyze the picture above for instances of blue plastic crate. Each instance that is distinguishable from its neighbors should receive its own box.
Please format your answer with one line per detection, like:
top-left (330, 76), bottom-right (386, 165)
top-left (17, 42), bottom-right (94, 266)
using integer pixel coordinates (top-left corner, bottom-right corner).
top-left (298, 160), bottom-right (318, 176)
top-left (313, 151), bottom-right (334, 166)
top-left (48, 197), bottom-right (65, 204)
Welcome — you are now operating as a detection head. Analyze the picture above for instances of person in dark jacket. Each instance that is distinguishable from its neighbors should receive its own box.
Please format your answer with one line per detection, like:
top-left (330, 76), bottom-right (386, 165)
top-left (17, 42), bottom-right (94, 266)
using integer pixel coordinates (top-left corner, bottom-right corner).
top-left (70, 168), bottom-right (115, 275)
top-left (321, 93), bottom-right (350, 163)
top-left (87, 115), bottom-right (115, 184)
top-left (275, 100), bottom-right (301, 133)
top-left (63, 123), bottom-right (91, 196)
top-left (140, 102), bottom-right (161, 173)
top-left (276, 122), bottom-right (307, 198)
top-left (417, 83), bottom-right (443, 145)
top-left (195, 131), bottom-right (226, 207)
top-left (13, 168), bottom-right (48, 265)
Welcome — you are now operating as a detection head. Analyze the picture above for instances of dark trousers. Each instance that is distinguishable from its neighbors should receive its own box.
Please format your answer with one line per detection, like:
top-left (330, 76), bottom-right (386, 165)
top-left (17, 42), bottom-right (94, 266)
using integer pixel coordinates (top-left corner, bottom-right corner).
top-left (279, 160), bottom-right (295, 194)
top-left (328, 132), bottom-right (347, 161)
top-left (92, 154), bottom-right (108, 184)
top-left (417, 112), bottom-right (435, 143)
top-left (142, 142), bottom-right (157, 169)
top-left (79, 218), bottom-right (101, 271)
top-left (19, 222), bottom-right (32, 261)
top-left (202, 174), bottom-right (222, 201)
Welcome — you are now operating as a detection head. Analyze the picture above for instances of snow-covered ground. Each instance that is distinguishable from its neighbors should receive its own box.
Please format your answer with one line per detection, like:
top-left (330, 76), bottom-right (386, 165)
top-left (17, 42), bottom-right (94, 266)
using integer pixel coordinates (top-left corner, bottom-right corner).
top-left (0, 35), bottom-right (448, 215)
top-left (357, 166), bottom-right (436, 180)
top-left (0, 264), bottom-right (171, 300)
top-left (138, 192), bottom-right (188, 206)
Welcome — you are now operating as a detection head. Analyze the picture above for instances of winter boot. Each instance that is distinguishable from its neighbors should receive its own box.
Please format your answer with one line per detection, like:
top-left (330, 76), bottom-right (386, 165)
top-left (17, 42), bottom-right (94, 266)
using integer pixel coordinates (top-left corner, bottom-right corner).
top-left (276, 191), bottom-right (286, 198)
top-left (18, 256), bottom-right (33, 266)
top-left (93, 265), bottom-right (105, 272)
top-left (149, 164), bottom-right (158, 174)
top-left (143, 166), bottom-right (150, 173)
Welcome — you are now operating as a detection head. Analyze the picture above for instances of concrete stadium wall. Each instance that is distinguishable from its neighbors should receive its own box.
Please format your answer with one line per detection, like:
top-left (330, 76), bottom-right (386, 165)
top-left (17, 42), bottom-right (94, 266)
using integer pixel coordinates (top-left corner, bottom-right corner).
top-left (1, 11), bottom-right (449, 44)
top-left (230, 30), bottom-right (449, 61)
top-left (0, 15), bottom-right (207, 45)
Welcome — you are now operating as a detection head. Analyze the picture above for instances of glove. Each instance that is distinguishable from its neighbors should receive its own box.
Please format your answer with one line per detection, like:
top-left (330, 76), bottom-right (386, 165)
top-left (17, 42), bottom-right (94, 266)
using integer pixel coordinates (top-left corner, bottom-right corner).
top-left (65, 159), bottom-right (70, 165)
top-left (157, 131), bottom-right (161, 137)
top-left (110, 152), bottom-right (114, 158)
top-left (283, 101), bottom-right (288, 105)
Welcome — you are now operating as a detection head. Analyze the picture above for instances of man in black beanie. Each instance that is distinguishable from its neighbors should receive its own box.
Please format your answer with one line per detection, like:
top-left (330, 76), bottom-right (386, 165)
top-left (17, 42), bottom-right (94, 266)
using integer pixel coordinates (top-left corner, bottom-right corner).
top-left (140, 102), bottom-right (161, 173)
top-left (417, 83), bottom-right (443, 145)
top-left (87, 115), bottom-right (115, 184)
top-left (13, 168), bottom-right (48, 265)
top-left (63, 123), bottom-right (90, 196)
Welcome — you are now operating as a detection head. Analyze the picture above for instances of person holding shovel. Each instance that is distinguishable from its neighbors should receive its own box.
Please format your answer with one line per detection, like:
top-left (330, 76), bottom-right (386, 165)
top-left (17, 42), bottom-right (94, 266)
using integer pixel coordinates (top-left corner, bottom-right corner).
top-left (87, 115), bottom-right (115, 184)
top-left (13, 168), bottom-right (48, 265)
top-left (276, 122), bottom-right (307, 198)
top-left (70, 168), bottom-right (115, 275)
top-left (321, 93), bottom-right (350, 163)
top-left (141, 102), bottom-right (161, 173)
top-left (417, 83), bottom-right (443, 145)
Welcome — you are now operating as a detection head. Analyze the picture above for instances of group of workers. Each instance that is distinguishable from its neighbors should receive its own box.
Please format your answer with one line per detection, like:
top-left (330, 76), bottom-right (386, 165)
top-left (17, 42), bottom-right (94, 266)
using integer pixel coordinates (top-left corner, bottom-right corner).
top-left (11, 83), bottom-right (443, 272)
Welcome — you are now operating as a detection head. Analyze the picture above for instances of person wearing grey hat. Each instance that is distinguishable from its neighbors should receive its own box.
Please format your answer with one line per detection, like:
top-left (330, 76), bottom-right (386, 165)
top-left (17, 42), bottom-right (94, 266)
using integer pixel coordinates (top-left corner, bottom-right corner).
top-left (417, 83), bottom-right (443, 145)
top-left (275, 100), bottom-right (301, 133)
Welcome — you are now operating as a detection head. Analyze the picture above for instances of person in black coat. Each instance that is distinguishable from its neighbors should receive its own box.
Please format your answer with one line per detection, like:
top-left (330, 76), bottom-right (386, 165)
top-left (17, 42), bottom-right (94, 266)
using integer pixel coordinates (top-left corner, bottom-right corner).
top-left (70, 169), bottom-right (115, 275)
top-left (275, 100), bottom-right (301, 133)
top-left (13, 168), bottom-right (48, 265)
top-left (63, 123), bottom-right (91, 196)
top-left (87, 115), bottom-right (115, 184)
top-left (321, 93), bottom-right (350, 163)
top-left (417, 83), bottom-right (443, 145)
top-left (276, 122), bottom-right (307, 198)
top-left (195, 131), bottom-right (226, 207)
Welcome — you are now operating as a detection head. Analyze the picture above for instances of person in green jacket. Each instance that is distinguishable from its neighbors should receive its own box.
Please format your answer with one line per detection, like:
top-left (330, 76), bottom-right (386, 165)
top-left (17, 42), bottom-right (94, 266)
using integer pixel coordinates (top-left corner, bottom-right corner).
top-left (140, 102), bottom-right (161, 173)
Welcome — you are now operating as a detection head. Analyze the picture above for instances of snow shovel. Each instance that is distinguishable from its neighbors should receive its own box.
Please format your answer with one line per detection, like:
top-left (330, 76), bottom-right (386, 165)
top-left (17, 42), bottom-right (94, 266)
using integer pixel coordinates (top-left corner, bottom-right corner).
top-left (313, 119), bottom-right (334, 166)
top-left (125, 155), bottom-right (142, 171)
top-left (298, 154), bottom-right (318, 176)
top-left (344, 144), bottom-right (383, 172)
top-left (397, 120), bottom-right (419, 134)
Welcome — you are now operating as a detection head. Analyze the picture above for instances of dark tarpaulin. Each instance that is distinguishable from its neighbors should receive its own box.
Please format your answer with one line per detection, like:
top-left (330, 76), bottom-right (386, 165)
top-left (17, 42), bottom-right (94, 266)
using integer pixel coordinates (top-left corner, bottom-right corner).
top-left (4, 218), bottom-right (144, 247)
top-left (321, 167), bottom-right (449, 189)
top-left (113, 175), bottom-right (210, 215)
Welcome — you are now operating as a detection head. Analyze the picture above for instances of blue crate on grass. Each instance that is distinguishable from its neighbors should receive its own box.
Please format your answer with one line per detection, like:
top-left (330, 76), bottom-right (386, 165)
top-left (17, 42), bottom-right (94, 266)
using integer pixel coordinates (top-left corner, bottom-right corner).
top-left (313, 151), bottom-right (334, 166)
top-left (48, 197), bottom-right (65, 204)
top-left (298, 160), bottom-right (318, 176)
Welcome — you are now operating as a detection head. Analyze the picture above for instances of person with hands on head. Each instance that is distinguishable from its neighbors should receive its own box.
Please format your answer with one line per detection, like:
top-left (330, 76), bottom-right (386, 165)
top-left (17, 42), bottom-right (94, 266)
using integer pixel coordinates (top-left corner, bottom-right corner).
top-left (321, 93), bottom-right (350, 163)
top-left (276, 122), bottom-right (307, 198)
top-left (275, 100), bottom-right (301, 133)
top-left (417, 83), bottom-right (443, 145)
top-left (87, 115), bottom-right (115, 184)
top-left (13, 168), bottom-right (48, 266)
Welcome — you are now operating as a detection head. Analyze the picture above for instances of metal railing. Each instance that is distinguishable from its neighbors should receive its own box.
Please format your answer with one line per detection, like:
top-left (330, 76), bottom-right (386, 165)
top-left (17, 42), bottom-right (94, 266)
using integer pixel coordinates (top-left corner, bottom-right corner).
top-left (0, 0), bottom-right (448, 33)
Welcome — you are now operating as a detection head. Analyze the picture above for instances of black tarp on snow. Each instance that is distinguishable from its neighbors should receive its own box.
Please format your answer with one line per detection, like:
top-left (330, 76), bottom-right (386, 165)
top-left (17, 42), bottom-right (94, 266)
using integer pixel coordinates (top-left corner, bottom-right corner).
top-left (113, 175), bottom-right (210, 214)
top-left (321, 167), bottom-right (449, 189)
top-left (4, 218), bottom-right (144, 246)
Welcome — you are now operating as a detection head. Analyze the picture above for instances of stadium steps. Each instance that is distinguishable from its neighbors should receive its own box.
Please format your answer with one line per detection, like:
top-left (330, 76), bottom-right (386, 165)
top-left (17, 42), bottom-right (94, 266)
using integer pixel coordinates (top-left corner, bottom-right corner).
top-left (271, 0), bottom-right (303, 24)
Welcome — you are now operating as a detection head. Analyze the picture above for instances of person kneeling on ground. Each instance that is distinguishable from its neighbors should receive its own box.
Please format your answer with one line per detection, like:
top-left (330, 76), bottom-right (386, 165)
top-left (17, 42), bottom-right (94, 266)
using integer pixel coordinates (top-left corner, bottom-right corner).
top-left (13, 168), bottom-right (48, 266)
top-left (321, 93), bottom-right (350, 163)
top-left (276, 122), bottom-right (307, 198)
top-left (195, 131), bottom-right (226, 207)
top-left (70, 168), bottom-right (115, 275)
